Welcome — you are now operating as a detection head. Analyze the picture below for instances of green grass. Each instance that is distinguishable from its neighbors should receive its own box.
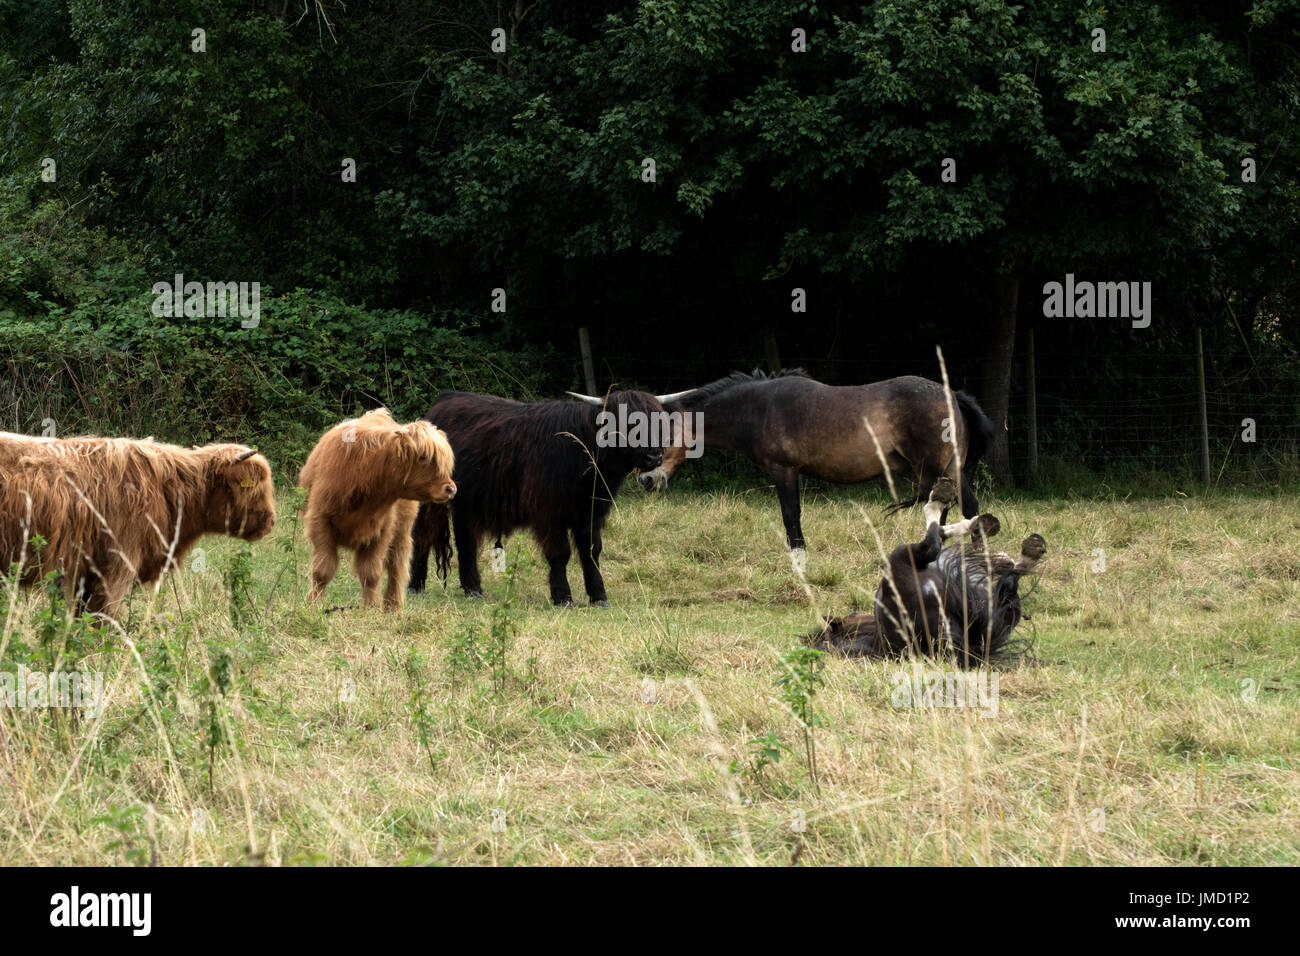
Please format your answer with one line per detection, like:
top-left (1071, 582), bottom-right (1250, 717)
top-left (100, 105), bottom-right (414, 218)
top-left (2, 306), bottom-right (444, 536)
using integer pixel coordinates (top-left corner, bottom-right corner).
top-left (2, 481), bottom-right (1298, 865)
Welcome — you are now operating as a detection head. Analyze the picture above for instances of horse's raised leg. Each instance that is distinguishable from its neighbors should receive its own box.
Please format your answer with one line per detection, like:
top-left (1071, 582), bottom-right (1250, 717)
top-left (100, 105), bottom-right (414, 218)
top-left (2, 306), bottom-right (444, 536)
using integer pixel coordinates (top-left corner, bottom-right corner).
top-left (922, 476), bottom-right (956, 527)
top-left (770, 465), bottom-right (805, 552)
top-left (926, 476), bottom-right (997, 540)
top-left (941, 513), bottom-right (1000, 541)
top-left (878, 518), bottom-right (946, 654)
top-left (1015, 533), bottom-right (1047, 572)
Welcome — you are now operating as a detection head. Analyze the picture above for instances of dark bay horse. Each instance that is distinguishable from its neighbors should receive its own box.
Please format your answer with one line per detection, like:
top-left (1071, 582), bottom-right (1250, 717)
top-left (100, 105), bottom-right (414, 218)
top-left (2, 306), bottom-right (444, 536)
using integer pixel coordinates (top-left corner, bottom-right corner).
top-left (804, 477), bottom-right (1046, 667)
top-left (572, 369), bottom-right (996, 552)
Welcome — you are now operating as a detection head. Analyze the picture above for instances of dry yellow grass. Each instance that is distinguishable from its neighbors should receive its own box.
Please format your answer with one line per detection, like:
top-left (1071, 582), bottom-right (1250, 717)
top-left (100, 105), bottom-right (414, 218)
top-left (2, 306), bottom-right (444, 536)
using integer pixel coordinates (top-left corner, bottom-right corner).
top-left (1, 484), bottom-right (1297, 865)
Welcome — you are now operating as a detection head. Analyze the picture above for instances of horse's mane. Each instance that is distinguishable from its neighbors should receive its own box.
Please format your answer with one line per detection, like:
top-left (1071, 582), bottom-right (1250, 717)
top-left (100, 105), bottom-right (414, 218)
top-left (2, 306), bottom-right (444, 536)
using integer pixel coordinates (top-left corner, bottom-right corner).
top-left (687, 367), bottom-right (810, 402)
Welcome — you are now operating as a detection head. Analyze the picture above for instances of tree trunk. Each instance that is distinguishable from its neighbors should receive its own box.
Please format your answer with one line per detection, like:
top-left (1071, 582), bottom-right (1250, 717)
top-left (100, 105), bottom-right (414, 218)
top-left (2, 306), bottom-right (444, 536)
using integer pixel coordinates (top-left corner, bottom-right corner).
top-left (981, 266), bottom-right (1020, 485)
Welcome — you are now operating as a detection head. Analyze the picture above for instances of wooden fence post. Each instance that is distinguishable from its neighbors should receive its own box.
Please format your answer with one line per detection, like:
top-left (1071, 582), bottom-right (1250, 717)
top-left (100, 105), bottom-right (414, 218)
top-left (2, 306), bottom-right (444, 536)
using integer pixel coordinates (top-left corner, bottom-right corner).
top-left (1195, 327), bottom-right (1211, 487)
top-left (1026, 326), bottom-right (1038, 486)
top-left (578, 326), bottom-right (597, 396)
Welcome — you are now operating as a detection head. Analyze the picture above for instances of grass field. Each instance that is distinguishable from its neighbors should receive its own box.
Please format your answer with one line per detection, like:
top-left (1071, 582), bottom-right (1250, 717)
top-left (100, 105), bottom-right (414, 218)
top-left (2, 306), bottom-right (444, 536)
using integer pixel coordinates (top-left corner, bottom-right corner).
top-left (2, 480), bottom-right (1298, 865)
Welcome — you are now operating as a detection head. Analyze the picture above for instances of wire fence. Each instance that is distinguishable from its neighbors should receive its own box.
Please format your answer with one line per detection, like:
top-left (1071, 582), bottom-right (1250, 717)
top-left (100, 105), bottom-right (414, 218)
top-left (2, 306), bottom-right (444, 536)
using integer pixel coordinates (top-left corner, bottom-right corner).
top-left (1008, 351), bottom-right (1300, 480)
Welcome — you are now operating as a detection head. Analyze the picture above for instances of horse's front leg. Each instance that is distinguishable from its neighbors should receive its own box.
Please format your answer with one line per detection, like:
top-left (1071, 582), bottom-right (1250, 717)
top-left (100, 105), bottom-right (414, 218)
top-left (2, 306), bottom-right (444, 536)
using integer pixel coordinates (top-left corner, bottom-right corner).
top-left (770, 465), bottom-right (805, 552)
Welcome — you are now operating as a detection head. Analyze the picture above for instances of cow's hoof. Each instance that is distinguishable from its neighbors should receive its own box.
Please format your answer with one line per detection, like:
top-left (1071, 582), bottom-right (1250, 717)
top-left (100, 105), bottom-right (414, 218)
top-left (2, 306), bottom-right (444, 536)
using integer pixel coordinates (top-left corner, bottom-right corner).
top-left (1021, 534), bottom-right (1047, 561)
top-left (591, 599), bottom-right (610, 607)
top-left (464, 588), bottom-right (485, 599)
top-left (554, 597), bottom-right (575, 608)
top-left (973, 514), bottom-right (1001, 539)
top-left (930, 476), bottom-right (958, 505)
top-left (407, 585), bottom-right (424, 595)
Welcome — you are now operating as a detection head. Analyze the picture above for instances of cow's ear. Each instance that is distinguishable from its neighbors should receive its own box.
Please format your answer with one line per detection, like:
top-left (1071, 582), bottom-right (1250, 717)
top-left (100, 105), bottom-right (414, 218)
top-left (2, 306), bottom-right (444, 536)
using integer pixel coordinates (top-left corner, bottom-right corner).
top-left (223, 451), bottom-right (265, 493)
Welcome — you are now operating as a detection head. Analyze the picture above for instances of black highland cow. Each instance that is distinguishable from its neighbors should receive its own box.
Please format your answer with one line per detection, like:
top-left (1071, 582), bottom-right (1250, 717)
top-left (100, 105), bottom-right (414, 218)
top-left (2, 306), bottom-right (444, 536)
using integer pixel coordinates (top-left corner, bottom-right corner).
top-left (408, 389), bottom-right (677, 606)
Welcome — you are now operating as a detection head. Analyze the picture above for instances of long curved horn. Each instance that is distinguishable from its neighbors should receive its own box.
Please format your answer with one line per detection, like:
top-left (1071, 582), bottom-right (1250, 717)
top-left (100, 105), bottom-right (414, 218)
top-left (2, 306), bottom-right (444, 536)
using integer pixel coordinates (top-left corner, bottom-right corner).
top-left (565, 391), bottom-right (606, 405)
top-left (235, 449), bottom-right (258, 462)
top-left (655, 389), bottom-right (699, 404)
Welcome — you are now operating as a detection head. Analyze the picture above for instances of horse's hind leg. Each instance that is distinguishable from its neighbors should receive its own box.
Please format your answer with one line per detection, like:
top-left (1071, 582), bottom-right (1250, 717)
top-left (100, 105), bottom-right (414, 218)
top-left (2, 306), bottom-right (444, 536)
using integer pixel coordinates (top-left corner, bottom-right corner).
top-left (958, 470), bottom-right (980, 519)
top-left (770, 465), bottom-right (805, 552)
top-left (1014, 534), bottom-right (1047, 572)
top-left (990, 538), bottom-right (1047, 615)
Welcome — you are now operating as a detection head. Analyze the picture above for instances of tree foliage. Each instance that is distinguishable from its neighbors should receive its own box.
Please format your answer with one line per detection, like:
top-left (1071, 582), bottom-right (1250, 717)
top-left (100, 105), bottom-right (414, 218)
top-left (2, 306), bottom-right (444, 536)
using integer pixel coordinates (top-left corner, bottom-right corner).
top-left (1, 0), bottom-right (1297, 475)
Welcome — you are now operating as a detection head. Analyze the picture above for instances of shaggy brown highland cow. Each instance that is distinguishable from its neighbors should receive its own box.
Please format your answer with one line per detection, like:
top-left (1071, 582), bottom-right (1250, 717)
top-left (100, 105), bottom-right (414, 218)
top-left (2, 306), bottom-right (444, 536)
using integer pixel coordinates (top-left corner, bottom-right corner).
top-left (299, 408), bottom-right (455, 610)
top-left (0, 431), bottom-right (275, 619)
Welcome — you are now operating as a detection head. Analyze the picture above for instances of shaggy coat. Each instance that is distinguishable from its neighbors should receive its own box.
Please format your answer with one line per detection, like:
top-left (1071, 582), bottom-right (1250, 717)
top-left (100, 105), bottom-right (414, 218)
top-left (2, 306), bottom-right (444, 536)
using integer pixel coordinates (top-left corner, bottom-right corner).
top-left (299, 408), bottom-right (455, 611)
top-left (407, 390), bottom-right (666, 606)
top-left (0, 431), bottom-right (275, 618)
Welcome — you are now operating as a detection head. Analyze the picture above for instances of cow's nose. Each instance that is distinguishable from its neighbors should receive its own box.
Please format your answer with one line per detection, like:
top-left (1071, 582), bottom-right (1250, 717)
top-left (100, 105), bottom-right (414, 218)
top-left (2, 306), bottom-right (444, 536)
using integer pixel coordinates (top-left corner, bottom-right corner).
top-left (444, 482), bottom-right (457, 499)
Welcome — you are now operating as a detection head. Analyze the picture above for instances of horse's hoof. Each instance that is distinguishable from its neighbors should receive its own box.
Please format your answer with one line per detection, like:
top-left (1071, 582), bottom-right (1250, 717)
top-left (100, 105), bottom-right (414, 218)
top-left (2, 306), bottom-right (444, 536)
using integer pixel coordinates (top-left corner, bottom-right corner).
top-left (973, 514), bottom-right (1001, 539)
top-left (930, 476), bottom-right (958, 505)
top-left (591, 598), bottom-right (610, 607)
top-left (1020, 534), bottom-right (1047, 561)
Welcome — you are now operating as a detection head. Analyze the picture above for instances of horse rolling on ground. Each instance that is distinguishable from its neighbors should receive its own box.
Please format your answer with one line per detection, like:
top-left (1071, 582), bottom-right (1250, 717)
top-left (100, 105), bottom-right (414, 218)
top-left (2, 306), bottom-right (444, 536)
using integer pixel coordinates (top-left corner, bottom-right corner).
top-left (804, 477), bottom-right (1046, 667)
top-left (598, 369), bottom-right (996, 554)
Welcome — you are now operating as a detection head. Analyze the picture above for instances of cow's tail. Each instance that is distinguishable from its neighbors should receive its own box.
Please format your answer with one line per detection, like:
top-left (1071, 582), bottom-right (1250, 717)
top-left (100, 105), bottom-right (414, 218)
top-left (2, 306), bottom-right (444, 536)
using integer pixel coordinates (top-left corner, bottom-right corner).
top-left (408, 502), bottom-right (451, 593)
top-left (431, 504), bottom-right (453, 584)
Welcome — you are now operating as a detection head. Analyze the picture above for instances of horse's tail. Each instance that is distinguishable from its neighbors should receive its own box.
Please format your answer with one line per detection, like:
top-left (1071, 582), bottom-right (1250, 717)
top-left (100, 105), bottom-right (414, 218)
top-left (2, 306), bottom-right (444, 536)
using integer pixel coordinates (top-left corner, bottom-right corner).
top-left (883, 495), bottom-right (920, 514)
top-left (955, 390), bottom-right (996, 472)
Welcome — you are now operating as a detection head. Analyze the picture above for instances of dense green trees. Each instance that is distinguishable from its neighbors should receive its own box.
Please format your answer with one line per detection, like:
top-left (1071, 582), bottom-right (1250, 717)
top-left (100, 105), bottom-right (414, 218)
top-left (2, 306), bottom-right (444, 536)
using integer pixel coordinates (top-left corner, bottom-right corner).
top-left (2, 1), bottom-right (1296, 475)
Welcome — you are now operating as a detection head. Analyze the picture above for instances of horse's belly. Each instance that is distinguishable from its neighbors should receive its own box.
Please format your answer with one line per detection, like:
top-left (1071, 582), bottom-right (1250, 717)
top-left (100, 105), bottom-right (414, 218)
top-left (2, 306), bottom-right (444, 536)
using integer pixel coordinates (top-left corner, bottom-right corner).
top-left (817, 461), bottom-right (881, 483)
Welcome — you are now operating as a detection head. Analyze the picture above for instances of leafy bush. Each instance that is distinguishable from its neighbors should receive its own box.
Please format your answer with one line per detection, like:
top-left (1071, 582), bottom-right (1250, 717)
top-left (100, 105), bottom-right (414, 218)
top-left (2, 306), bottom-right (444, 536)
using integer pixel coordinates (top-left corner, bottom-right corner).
top-left (0, 197), bottom-right (555, 473)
